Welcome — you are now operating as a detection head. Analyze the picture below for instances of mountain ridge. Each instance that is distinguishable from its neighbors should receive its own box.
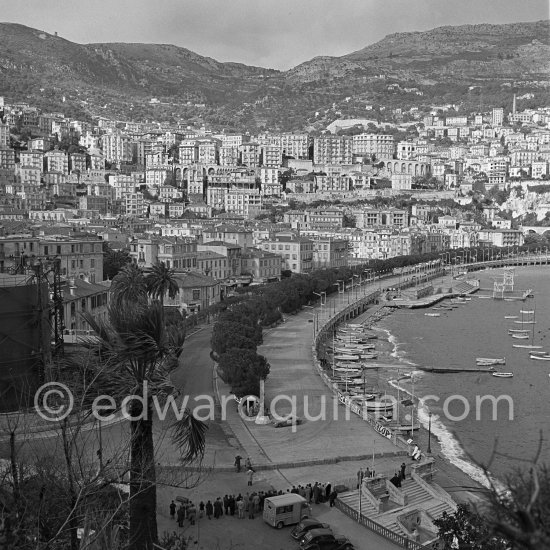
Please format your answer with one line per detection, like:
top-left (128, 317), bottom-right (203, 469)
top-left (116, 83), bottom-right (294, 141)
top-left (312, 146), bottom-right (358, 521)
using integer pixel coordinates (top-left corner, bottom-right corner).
top-left (0, 20), bottom-right (548, 131)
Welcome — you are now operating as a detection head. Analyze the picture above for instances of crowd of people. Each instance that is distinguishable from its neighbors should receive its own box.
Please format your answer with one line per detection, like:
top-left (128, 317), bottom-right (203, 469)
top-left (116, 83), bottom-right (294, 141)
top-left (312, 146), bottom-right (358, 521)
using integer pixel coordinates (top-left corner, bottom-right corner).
top-left (168, 479), bottom-right (341, 528)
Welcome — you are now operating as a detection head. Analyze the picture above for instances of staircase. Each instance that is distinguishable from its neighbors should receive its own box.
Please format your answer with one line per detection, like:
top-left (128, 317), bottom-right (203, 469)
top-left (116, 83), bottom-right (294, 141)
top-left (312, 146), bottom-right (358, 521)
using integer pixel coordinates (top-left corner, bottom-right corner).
top-left (401, 478), bottom-right (432, 506)
top-left (337, 489), bottom-right (377, 516)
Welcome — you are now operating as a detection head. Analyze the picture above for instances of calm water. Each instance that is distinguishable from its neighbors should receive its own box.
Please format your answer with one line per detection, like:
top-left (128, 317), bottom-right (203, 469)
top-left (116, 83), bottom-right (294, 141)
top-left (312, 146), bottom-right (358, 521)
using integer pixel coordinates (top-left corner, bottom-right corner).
top-left (378, 266), bottom-right (550, 487)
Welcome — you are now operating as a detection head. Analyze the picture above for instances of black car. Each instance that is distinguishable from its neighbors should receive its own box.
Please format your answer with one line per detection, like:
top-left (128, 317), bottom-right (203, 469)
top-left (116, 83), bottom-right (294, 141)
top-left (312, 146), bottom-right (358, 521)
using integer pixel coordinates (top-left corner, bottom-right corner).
top-left (290, 519), bottom-right (331, 540)
top-left (299, 528), bottom-right (354, 550)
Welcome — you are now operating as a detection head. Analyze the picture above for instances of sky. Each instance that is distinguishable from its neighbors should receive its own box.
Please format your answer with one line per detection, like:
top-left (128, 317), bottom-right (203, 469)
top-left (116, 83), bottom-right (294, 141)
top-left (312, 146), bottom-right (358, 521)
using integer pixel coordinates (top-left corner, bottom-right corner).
top-left (2, 0), bottom-right (549, 70)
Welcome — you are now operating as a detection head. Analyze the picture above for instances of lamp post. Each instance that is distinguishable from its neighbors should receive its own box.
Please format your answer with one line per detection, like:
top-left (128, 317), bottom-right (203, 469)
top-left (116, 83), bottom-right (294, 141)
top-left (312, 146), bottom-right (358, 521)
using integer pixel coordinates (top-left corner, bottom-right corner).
top-left (427, 412), bottom-right (432, 454)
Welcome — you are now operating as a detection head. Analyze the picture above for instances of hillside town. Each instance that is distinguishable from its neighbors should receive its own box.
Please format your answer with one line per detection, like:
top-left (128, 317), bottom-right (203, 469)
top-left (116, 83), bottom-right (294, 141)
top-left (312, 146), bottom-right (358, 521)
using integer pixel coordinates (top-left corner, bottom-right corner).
top-left (1, 95), bottom-right (550, 317)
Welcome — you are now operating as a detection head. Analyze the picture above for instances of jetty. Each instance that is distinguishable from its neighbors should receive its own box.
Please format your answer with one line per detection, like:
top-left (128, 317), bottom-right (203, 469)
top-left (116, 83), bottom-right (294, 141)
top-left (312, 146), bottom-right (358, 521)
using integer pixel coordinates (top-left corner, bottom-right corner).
top-left (417, 366), bottom-right (495, 373)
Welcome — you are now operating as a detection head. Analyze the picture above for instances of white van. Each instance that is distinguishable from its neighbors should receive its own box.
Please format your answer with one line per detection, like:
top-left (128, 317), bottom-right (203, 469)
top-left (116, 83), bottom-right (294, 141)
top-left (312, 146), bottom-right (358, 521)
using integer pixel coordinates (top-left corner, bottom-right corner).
top-left (262, 494), bottom-right (310, 529)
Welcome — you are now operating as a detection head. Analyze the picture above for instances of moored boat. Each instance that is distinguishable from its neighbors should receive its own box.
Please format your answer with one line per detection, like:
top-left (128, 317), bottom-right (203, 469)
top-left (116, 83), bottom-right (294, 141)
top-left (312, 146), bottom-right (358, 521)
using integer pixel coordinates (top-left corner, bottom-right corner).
top-left (476, 357), bottom-right (506, 365)
top-left (492, 372), bottom-right (513, 378)
top-left (529, 353), bottom-right (550, 361)
top-left (511, 334), bottom-right (529, 339)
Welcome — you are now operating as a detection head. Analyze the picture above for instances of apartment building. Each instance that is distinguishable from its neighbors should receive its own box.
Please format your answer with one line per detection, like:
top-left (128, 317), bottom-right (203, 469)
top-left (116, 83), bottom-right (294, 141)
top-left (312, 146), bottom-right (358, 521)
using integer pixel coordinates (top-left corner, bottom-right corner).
top-left (63, 278), bottom-right (110, 332)
top-left (478, 229), bottom-right (524, 247)
top-left (352, 134), bottom-right (395, 158)
top-left (239, 143), bottom-right (261, 167)
top-left (312, 238), bottom-right (349, 269)
top-left (124, 192), bottom-right (147, 217)
top-left (101, 133), bottom-right (132, 163)
top-left (45, 150), bottom-right (69, 174)
top-left (240, 247), bottom-right (282, 282)
top-left (203, 225), bottom-right (253, 249)
top-left (262, 145), bottom-right (282, 168)
top-left (354, 208), bottom-right (408, 228)
top-left (20, 150), bottom-right (43, 171)
top-left (259, 235), bottom-right (313, 274)
top-left (280, 133), bottom-right (310, 159)
top-left (225, 186), bottom-right (262, 218)
top-left (313, 135), bottom-right (353, 165)
top-left (219, 146), bottom-right (239, 166)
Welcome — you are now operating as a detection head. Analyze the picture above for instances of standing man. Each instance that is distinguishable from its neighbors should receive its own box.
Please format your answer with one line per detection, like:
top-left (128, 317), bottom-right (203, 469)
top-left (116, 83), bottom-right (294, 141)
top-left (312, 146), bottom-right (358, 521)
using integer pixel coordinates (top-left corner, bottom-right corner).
top-left (247, 468), bottom-right (254, 486)
top-left (357, 468), bottom-right (363, 489)
top-left (234, 455), bottom-right (242, 472)
top-left (401, 462), bottom-right (407, 480)
top-left (169, 500), bottom-right (176, 519)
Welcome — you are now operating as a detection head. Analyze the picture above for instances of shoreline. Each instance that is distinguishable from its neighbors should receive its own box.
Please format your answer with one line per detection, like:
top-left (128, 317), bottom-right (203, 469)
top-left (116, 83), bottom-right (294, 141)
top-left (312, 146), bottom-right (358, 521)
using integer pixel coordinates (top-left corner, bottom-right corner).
top-left (352, 292), bottom-right (490, 505)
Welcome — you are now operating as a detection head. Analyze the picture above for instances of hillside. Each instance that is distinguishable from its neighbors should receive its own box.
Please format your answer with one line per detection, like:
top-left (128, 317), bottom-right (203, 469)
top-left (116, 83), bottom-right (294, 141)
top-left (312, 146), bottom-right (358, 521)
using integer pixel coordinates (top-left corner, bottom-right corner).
top-left (0, 20), bottom-right (548, 131)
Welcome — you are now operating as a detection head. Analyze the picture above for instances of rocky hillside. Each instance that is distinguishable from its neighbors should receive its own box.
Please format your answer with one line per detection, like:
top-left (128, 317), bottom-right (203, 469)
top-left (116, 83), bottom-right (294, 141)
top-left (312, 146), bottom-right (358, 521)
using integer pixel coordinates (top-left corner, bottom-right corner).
top-left (0, 20), bottom-right (548, 131)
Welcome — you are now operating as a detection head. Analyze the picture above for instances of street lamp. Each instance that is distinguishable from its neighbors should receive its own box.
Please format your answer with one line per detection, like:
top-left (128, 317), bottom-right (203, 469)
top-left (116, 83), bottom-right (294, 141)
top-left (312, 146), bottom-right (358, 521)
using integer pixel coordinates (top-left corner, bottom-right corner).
top-left (427, 412), bottom-right (432, 454)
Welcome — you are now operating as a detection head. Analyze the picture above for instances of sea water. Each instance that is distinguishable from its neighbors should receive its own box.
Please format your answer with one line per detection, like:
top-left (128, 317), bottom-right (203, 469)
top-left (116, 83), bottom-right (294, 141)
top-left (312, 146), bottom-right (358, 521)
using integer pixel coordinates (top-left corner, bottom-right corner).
top-left (377, 266), bottom-right (550, 486)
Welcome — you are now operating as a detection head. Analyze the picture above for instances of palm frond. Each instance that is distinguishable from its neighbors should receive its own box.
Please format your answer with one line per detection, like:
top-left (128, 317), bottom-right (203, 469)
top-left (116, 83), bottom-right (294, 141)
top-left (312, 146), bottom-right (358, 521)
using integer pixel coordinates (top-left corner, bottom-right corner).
top-left (170, 410), bottom-right (207, 464)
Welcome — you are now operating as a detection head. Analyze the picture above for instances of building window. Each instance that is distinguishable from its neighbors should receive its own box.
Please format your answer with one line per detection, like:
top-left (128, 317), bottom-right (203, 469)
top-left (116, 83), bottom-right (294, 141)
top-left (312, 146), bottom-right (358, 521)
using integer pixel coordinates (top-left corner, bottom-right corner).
top-left (192, 289), bottom-right (200, 301)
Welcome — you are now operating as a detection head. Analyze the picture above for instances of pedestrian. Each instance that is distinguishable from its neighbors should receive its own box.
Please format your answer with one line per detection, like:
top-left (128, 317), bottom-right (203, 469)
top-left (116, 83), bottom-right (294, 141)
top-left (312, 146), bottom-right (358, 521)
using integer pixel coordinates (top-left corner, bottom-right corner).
top-left (199, 501), bottom-right (205, 519)
top-left (313, 482), bottom-right (320, 504)
top-left (223, 494), bottom-right (230, 516)
top-left (247, 468), bottom-right (254, 486)
top-left (329, 490), bottom-right (337, 507)
top-left (305, 484), bottom-right (312, 503)
top-left (401, 462), bottom-right (406, 480)
top-left (245, 457), bottom-right (252, 470)
top-left (253, 492), bottom-right (260, 513)
top-left (214, 497), bottom-right (223, 519)
top-left (365, 467), bottom-right (371, 478)
top-left (169, 500), bottom-right (176, 519)
top-left (187, 502), bottom-right (196, 525)
top-left (237, 498), bottom-right (245, 519)
top-left (205, 500), bottom-right (213, 520)
top-left (357, 468), bottom-right (363, 488)
top-left (229, 495), bottom-right (236, 516)
top-left (234, 455), bottom-right (242, 473)
top-left (325, 483), bottom-right (332, 501)
top-left (248, 494), bottom-right (255, 519)
top-left (176, 505), bottom-right (184, 527)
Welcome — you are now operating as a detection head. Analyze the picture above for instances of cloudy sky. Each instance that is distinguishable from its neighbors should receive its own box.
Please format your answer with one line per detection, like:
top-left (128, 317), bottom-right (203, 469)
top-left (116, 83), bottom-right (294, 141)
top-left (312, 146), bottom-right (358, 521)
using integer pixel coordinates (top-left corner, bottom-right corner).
top-left (3, 0), bottom-right (548, 70)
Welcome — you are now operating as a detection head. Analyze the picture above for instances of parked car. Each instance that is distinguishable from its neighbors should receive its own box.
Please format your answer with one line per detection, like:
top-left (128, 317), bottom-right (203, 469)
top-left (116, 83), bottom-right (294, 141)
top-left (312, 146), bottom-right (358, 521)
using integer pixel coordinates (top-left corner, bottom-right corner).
top-left (273, 415), bottom-right (303, 428)
top-left (299, 529), bottom-right (353, 550)
top-left (290, 519), bottom-right (331, 540)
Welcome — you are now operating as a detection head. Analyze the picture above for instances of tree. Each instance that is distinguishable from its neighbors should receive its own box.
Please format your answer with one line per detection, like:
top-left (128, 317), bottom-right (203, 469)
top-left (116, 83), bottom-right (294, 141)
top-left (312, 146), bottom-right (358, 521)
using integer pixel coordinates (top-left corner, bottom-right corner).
top-left (342, 213), bottom-right (356, 228)
top-left (84, 298), bottom-right (206, 550)
top-left (103, 242), bottom-right (131, 280)
top-left (144, 262), bottom-right (180, 307)
top-left (110, 264), bottom-right (148, 310)
top-left (217, 348), bottom-right (270, 398)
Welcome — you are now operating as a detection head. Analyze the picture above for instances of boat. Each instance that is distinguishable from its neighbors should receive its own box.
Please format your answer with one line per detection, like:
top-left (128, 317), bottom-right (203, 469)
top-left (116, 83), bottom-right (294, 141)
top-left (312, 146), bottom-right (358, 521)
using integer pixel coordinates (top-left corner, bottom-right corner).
top-left (424, 313), bottom-right (440, 317)
top-left (513, 344), bottom-right (543, 349)
top-left (476, 357), bottom-right (506, 365)
top-left (333, 354), bottom-right (360, 361)
top-left (504, 316), bottom-right (518, 319)
top-left (508, 329), bottom-right (529, 334)
top-left (360, 353), bottom-right (379, 360)
top-left (511, 334), bottom-right (529, 340)
top-left (529, 353), bottom-right (550, 361)
top-left (520, 310), bottom-right (534, 314)
top-left (514, 320), bottom-right (536, 324)
top-left (492, 372), bottom-right (514, 378)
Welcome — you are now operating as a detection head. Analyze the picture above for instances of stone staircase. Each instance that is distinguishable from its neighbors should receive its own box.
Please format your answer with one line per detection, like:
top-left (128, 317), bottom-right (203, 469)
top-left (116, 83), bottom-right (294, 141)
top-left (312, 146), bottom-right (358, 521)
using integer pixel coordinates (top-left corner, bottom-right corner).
top-left (337, 474), bottom-right (456, 541)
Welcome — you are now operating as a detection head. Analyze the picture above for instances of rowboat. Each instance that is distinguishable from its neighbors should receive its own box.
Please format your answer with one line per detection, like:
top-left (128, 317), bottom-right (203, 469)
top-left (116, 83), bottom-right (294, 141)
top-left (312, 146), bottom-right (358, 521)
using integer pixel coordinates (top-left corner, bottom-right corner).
top-left (508, 329), bottom-right (529, 334)
top-left (476, 357), bottom-right (506, 365)
top-left (529, 353), bottom-right (550, 361)
top-left (514, 320), bottom-right (536, 324)
top-left (511, 334), bottom-right (529, 340)
top-left (520, 310), bottom-right (534, 314)
top-left (492, 372), bottom-right (513, 378)
top-left (513, 344), bottom-right (543, 349)
top-left (333, 354), bottom-right (360, 361)
top-left (504, 316), bottom-right (518, 319)
top-left (424, 313), bottom-right (440, 317)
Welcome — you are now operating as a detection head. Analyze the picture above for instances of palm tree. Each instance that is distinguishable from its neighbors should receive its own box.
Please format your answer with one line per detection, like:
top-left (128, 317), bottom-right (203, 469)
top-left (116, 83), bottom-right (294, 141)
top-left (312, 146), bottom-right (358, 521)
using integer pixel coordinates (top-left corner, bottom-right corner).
top-left (144, 262), bottom-right (180, 307)
top-left (84, 299), bottom-right (206, 550)
top-left (111, 263), bottom-right (148, 309)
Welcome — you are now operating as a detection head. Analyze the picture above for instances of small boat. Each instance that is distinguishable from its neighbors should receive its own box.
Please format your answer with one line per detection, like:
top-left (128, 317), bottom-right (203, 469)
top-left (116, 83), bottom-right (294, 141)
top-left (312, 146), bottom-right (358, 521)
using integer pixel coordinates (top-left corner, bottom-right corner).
top-left (424, 313), bottom-right (440, 317)
top-left (511, 334), bottom-right (529, 340)
top-left (360, 353), bottom-right (379, 360)
top-left (529, 354), bottom-right (550, 361)
top-left (504, 316), bottom-right (518, 319)
top-left (514, 320), bottom-right (536, 324)
top-left (333, 354), bottom-right (360, 361)
top-left (492, 372), bottom-right (514, 378)
top-left (508, 329), bottom-right (530, 334)
top-left (520, 310), bottom-right (534, 314)
top-left (513, 344), bottom-right (543, 349)
top-left (476, 357), bottom-right (506, 365)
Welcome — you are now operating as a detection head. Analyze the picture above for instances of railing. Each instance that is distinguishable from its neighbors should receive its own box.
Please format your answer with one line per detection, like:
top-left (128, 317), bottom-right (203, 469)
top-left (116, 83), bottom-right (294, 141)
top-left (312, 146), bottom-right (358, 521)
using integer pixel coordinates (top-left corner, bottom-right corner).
top-left (335, 499), bottom-right (434, 550)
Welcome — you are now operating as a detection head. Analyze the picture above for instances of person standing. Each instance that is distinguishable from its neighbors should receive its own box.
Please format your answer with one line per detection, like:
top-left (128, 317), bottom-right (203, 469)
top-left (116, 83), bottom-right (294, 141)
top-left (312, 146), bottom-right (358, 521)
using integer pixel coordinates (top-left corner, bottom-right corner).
top-left (325, 483), bottom-right (332, 501)
top-left (169, 500), bottom-right (176, 519)
top-left (229, 494), bottom-right (236, 516)
top-left (234, 455), bottom-right (242, 472)
top-left (329, 490), bottom-right (337, 508)
top-left (313, 482), bottom-right (320, 504)
top-left (245, 457), bottom-right (252, 470)
top-left (223, 495), bottom-right (230, 516)
top-left (248, 494), bottom-right (255, 519)
top-left (401, 462), bottom-right (407, 480)
top-left (199, 501), bottom-right (205, 519)
top-left (237, 498), bottom-right (245, 519)
top-left (177, 505), bottom-right (185, 527)
top-left (187, 502), bottom-right (196, 525)
top-left (357, 468), bottom-right (363, 488)
top-left (214, 497), bottom-right (223, 519)
top-left (247, 468), bottom-right (254, 486)
top-left (305, 484), bottom-right (312, 503)
top-left (205, 500), bottom-right (213, 520)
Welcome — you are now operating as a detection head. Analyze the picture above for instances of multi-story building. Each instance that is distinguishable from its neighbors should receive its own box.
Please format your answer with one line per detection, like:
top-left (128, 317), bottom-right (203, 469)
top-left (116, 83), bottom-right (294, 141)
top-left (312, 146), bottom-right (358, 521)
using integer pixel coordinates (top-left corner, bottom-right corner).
top-left (478, 229), bottom-right (524, 247)
top-left (354, 208), bottom-right (408, 228)
top-left (0, 122), bottom-right (9, 148)
top-left (195, 251), bottom-right (231, 280)
top-left (124, 192), bottom-right (147, 217)
top-left (45, 150), bottom-right (69, 174)
top-left (259, 235), bottom-right (313, 274)
top-left (202, 225), bottom-right (253, 249)
top-left (313, 135), bottom-right (353, 165)
top-left (397, 141), bottom-right (417, 160)
top-left (62, 278), bottom-right (110, 332)
top-left (225, 186), bottom-right (262, 218)
top-left (197, 138), bottom-right (220, 165)
top-left (101, 133), bottom-right (132, 163)
top-left (280, 133), bottom-right (310, 159)
top-left (352, 134), bottom-right (395, 158)
top-left (262, 145), bottom-right (282, 168)
top-left (240, 248), bottom-right (282, 282)
top-left (219, 146), bottom-right (239, 166)
top-left (197, 241), bottom-right (242, 277)
top-left (312, 238), bottom-right (348, 269)
top-left (70, 153), bottom-right (87, 173)
top-left (492, 107), bottom-right (504, 127)
top-left (0, 147), bottom-right (16, 171)
top-left (239, 143), bottom-right (261, 167)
